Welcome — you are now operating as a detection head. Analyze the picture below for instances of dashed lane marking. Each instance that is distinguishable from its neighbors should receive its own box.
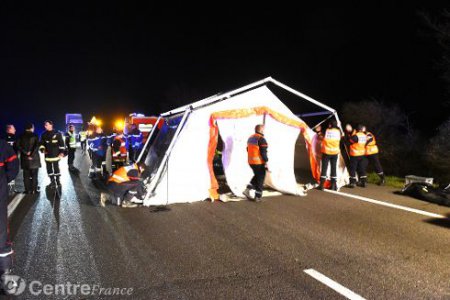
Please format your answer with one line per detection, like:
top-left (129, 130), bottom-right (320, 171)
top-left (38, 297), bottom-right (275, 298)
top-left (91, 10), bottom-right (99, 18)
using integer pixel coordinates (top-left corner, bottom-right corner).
top-left (304, 268), bottom-right (366, 300)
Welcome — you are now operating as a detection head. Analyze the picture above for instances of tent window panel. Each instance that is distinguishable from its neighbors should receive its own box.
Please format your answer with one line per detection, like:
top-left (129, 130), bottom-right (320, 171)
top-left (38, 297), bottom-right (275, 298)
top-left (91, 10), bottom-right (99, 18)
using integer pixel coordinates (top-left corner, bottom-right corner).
top-left (144, 115), bottom-right (183, 178)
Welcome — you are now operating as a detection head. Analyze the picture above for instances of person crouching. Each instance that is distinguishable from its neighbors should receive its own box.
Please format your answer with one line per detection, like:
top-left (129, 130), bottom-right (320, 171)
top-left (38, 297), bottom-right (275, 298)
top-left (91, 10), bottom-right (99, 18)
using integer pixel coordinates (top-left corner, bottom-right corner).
top-left (100, 162), bottom-right (147, 208)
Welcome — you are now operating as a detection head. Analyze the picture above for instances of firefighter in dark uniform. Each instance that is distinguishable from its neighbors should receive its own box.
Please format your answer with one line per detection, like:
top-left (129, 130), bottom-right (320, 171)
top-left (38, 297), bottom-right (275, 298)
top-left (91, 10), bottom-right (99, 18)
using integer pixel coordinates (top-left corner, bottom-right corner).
top-left (4, 125), bottom-right (17, 154)
top-left (39, 120), bottom-right (65, 188)
top-left (347, 124), bottom-right (368, 188)
top-left (128, 124), bottom-right (143, 163)
top-left (88, 126), bottom-right (108, 179)
top-left (363, 127), bottom-right (385, 185)
top-left (243, 124), bottom-right (268, 202)
top-left (318, 120), bottom-right (342, 191)
top-left (0, 139), bottom-right (19, 277)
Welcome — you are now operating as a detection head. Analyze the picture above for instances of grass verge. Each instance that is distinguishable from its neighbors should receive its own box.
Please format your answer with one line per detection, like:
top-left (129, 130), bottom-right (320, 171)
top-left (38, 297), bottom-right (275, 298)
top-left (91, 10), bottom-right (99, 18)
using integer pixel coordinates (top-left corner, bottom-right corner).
top-left (367, 172), bottom-right (405, 189)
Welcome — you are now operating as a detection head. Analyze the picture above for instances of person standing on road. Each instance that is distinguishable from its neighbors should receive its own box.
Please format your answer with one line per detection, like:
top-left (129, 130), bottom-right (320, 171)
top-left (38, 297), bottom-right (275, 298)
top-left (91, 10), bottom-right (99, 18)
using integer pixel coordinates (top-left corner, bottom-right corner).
top-left (347, 124), bottom-right (368, 188)
top-left (79, 126), bottom-right (88, 154)
top-left (363, 126), bottom-right (385, 186)
top-left (4, 125), bottom-right (18, 154)
top-left (16, 123), bottom-right (41, 194)
top-left (318, 120), bottom-right (342, 191)
top-left (243, 124), bottom-right (268, 202)
top-left (39, 120), bottom-right (65, 188)
top-left (65, 124), bottom-right (78, 172)
top-left (128, 124), bottom-right (143, 163)
top-left (0, 139), bottom-right (19, 277)
top-left (111, 131), bottom-right (128, 172)
top-left (87, 126), bottom-right (108, 179)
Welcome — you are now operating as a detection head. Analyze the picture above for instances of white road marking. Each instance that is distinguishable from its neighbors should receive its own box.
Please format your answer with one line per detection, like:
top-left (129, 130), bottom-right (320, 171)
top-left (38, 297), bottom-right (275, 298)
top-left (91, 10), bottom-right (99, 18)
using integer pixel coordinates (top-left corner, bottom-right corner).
top-left (8, 193), bottom-right (26, 218)
top-left (304, 269), bottom-right (366, 300)
top-left (325, 190), bottom-right (446, 219)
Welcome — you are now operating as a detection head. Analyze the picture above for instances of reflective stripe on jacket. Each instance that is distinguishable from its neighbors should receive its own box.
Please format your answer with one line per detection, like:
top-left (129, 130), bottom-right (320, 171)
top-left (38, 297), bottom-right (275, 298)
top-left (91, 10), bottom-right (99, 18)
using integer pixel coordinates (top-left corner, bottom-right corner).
top-left (349, 132), bottom-right (367, 157)
top-left (321, 128), bottom-right (341, 155)
top-left (108, 164), bottom-right (138, 183)
top-left (247, 133), bottom-right (266, 165)
top-left (365, 132), bottom-right (379, 155)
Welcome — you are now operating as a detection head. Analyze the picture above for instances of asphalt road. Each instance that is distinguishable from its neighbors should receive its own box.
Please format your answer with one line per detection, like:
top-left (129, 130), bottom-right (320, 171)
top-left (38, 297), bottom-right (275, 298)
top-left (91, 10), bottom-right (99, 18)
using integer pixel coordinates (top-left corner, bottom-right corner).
top-left (6, 149), bottom-right (450, 299)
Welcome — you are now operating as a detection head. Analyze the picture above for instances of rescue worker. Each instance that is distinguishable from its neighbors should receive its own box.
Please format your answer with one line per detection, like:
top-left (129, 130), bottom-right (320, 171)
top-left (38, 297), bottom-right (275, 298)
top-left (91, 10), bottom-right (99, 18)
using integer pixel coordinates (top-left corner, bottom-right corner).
top-left (65, 124), bottom-right (77, 172)
top-left (0, 139), bottom-right (19, 277)
top-left (111, 132), bottom-right (128, 172)
top-left (78, 126), bottom-right (88, 154)
top-left (39, 120), bottom-right (65, 188)
top-left (364, 126), bottom-right (385, 185)
top-left (87, 126), bottom-right (108, 179)
top-left (243, 124), bottom-right (268, 202)
top-left (4, 125), bottom-right (17, 154)
top-left (347, 124), bottom-right (369, 188)
top-left (100, 162), bottom-right (147, 208)
top-left (318, 120), bottom-right (342, 191)
top-left (16, 123), bottom-right (41, 194)
top-left (4, 124), bottom-right (18, 194)
top-left (128, 124), bottom-right (143, 163)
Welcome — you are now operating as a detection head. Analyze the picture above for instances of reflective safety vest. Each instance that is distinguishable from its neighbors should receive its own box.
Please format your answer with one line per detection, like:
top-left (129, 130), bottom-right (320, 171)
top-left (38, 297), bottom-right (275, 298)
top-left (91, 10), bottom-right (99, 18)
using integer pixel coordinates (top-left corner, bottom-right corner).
top-left (321, 128), bottom-right (341, 155)
top-left (365, 132), bottom-right (379, 155)
top-left (79, 131), bottom-right (87, 142)
top-left (247, 133), bottom-right (265, 165)
top-left (108, 163), bottom-right (139, 183)
top-left (349, 132), bottom-right (367, 157)
top-left (67, 131), bottom-right (77, 148)
top-left (112, 135), bottom-right (128, 162)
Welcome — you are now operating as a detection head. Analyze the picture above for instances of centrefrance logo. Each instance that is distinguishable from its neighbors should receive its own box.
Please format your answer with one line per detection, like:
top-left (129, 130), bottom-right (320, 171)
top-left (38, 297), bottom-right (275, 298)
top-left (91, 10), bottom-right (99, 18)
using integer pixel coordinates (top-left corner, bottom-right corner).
top-left (1, 275), bottom-right (134, 297)
top-left (1, 274), bottom-right (27, 295)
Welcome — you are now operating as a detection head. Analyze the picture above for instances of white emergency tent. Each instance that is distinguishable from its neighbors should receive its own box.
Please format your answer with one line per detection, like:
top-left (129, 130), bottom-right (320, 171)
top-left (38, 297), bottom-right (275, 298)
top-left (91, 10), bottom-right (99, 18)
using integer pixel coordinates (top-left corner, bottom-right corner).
top-left (139, 77), bottom-right (349, 206)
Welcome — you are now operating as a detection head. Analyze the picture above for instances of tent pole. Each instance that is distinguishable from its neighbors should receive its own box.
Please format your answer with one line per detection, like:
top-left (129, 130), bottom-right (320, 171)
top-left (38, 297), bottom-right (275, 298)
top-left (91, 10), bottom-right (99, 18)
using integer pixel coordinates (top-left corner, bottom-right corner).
top-left (268, 78), bottom-right (336, 114)
top-left (136, 115), bottom-right (162, 163)
top-left (144, 108), bottom-right (191, 200)
top-left (161, 77), bottom-right (273, 116)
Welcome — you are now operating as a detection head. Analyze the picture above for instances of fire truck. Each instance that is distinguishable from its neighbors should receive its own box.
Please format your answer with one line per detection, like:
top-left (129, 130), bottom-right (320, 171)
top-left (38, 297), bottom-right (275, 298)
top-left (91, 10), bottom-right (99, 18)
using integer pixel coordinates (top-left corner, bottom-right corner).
top-left (124, 113), bottom-right (163, 143)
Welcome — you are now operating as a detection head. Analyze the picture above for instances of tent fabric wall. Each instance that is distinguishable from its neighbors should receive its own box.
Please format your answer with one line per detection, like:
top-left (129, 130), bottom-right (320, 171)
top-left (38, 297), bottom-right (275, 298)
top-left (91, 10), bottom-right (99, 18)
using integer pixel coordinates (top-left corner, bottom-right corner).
top-left (143, 85), bottom-right (349, 206)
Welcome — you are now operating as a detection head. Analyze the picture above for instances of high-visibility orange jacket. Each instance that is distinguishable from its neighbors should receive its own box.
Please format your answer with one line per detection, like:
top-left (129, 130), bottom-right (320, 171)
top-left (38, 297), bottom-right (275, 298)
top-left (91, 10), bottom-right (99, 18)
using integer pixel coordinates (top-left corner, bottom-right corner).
top-left (108, 163), bottom-right (139, 184)
top-left (365, 132), bottom-right (379, 155)
top-left (321, 128), bottom-right (341, 155)
top-left (247, 133), bottom-right (268, 165)
top-left (349, 132), bottom-right (367, 157)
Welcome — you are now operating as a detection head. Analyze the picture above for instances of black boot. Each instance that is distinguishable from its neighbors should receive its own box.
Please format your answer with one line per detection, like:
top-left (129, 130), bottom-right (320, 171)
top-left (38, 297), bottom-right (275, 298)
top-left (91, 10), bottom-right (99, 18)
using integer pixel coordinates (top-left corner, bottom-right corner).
top-left (357, 177), bottom-right (366, 188)
top-left (347, 178), bottom-right (356, 188)
top-left (378, 174), bottom-right (385, 186)
top-left (48, 176), bottom-right (57, 188)
top-left (317, 178), bottom-right (326, 191)
top-left (331, 179), bottom-right (337, 191)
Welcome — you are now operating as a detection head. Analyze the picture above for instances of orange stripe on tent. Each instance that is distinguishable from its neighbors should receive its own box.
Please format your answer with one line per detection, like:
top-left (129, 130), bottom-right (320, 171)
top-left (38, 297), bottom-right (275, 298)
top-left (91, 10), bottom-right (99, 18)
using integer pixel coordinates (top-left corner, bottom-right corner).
top-left (207, 106), bottom-right (322, 200)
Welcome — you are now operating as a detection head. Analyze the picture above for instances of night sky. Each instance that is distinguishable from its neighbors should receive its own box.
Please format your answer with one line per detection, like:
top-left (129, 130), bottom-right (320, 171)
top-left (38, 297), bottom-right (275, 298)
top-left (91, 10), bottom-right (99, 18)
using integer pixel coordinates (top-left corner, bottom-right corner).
top-left (1, 2), bottom-right (449, 134)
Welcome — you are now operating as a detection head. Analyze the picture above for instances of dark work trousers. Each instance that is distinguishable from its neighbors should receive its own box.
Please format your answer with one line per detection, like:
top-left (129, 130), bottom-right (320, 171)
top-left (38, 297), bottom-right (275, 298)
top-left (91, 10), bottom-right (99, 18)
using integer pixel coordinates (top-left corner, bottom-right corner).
top-left (80, 140), bottom-right (86, 151)
top-left (23, 169), bottom-right (39, 192)
top-left (367, 154), bottom-right (383, 175)
top-left (129, 148), bottom-right (137, 163)
top-left (68, 148), bottom-right (76, 166)
top-left (106, 180), bottom-right (145, 205)
top-left (320, 154), bottom-right (338, 181)
top-left (92, 153), bottom-right (105, 170)
top-left (247, 164), bottom-right (266, 198)
top-left (349, 156), bottom-right (368, 181)
top-left (0, 190), bottom-right (12, 272)
top-left (46, 160), bottom-right (60, 180)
